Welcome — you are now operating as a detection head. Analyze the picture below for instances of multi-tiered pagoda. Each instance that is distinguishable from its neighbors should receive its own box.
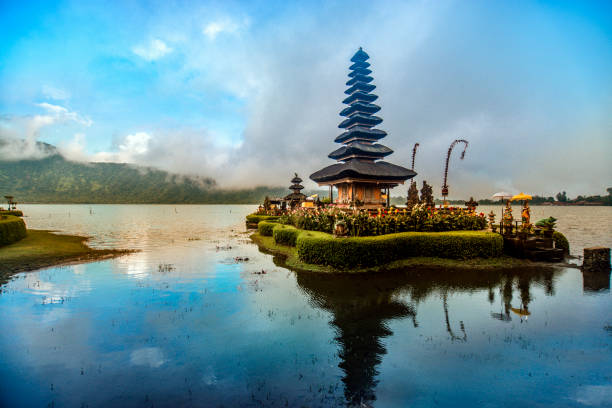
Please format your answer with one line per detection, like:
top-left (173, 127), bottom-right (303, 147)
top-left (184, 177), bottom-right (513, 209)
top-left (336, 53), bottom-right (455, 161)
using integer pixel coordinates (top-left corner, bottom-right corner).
top-left (284, 173), bottom-right (306, 209)
top-left (310, 48), bottom-right (415, 208)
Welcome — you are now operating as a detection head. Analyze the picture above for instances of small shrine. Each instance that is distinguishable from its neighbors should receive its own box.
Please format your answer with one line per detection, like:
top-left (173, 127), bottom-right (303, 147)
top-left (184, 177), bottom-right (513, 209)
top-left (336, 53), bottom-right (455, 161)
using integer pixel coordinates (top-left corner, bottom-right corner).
top-left (284, 173), bottom-right (306, 209)
top-left (310, 48), bottom-right (416, 209)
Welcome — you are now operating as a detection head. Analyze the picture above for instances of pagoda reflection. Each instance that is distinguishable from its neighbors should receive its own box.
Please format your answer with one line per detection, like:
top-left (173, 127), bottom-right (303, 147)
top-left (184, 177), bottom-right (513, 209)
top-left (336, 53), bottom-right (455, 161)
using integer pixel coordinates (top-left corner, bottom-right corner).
top-left (294, 267), bottom-right (562, 406)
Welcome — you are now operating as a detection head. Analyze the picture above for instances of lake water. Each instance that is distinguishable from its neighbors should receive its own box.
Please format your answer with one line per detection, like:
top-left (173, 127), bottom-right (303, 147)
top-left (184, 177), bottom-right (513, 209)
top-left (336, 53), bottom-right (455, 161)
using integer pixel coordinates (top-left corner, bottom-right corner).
top-left (0, 204), bottom-right (610, 407)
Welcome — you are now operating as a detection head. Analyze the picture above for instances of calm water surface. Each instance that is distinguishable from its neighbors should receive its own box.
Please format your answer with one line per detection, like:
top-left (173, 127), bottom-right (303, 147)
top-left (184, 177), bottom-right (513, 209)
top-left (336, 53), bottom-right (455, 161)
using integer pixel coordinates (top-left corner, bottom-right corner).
top-left (0, 204), bottom-right (610, 407)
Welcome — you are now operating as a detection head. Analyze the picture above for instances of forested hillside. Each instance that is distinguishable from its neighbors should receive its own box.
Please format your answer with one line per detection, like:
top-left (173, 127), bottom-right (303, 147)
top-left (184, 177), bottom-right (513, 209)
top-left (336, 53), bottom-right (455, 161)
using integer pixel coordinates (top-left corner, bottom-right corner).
top-left (0, 152), bottom-right (287, 204)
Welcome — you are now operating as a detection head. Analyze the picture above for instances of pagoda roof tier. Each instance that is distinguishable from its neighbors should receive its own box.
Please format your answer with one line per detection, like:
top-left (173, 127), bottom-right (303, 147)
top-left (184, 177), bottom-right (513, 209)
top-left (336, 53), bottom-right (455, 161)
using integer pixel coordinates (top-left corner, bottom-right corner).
top-left (348, 68), bottom-right (372, 77)
top-left (350, 48), bottom-right (370, 62)
top-left (291, 176), bottom-right (302, 183)
top-left (284, 192), bottom-right (306, 201)
top-left (345, 82), bottom-right (376, 95)
top-left (328, 143), bottom-right (393, 160)
top-left (289, 184), bottom-right (304, 190)
top-left (340, 102), bottom-right (381, 117)
top-left (310, 161), bottom-right (416, 183)
top-left (349, 61), bottom-right (370, 70)
top-left (334, 127), bottom-right (387, 143)
top-left (342, 91), bottom-right (378, 104)
top-left (338, 114), bottom-right (382, 129)
top-left (346, 75), bottom-right (373, 86)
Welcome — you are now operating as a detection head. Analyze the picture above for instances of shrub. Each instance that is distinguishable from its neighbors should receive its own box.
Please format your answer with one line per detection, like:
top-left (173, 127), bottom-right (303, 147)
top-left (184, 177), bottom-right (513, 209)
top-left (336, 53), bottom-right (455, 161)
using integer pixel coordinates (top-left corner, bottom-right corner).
top-left (553, 231), bottom-right (570, 254)
top-left (258, 221), bottom-right (278, 236)
top-left (296, 230), bottom-right (503, 269)
top-left (273, 224), bottom-right (300, 246)
top-left (0, 210), bottom-right (23, 217)
top-left (0, 215), bottom-right (27, 246)
top-left (535, 217), bottom-right (557, 229)
top-left (281, 206), bottom-right (487, 237)
top-left (246, 214), bottom-right (280, 225)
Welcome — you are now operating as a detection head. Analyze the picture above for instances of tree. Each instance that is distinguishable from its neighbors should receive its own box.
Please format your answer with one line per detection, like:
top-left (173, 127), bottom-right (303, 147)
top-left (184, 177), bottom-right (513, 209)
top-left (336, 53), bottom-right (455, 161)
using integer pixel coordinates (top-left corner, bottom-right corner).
top-left (405, 181), bottom-right (420, 210)
top-left (555, 191), bottom-right (568, 202)
top-left (607, 187), bottom-right (612, 196)
top-left (420, 181), bottom-right (435, 208)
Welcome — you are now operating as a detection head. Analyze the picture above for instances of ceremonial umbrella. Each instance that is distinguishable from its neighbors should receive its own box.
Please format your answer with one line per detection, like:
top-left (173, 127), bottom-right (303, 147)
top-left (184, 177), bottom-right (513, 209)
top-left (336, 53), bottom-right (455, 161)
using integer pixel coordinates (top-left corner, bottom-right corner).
top-left (492, 192), bottom-right (513, 200)
top-left (492, 192), bottom-right (513, 225)
top-left (511, 192), bottom-right (532, 201)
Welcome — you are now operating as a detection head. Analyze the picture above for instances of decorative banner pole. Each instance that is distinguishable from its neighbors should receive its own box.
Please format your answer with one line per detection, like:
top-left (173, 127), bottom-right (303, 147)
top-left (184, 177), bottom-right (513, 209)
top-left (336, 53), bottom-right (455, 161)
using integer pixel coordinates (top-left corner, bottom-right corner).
top-left (411, 143), bottom-right (420, 171)
top-left (441, 139), bottom-right (468, 207)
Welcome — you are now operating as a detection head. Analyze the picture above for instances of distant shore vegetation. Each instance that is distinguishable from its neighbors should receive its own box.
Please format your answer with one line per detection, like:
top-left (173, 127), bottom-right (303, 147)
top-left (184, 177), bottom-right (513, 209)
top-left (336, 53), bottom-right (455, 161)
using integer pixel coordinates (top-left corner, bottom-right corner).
top-left (1, 142), bottom-right (610, 205)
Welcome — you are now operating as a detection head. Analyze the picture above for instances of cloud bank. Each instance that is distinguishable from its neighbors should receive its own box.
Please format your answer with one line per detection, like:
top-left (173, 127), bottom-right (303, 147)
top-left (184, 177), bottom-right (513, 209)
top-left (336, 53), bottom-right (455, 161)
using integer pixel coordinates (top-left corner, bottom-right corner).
top-left (1, 1), bottom-right (610, 198)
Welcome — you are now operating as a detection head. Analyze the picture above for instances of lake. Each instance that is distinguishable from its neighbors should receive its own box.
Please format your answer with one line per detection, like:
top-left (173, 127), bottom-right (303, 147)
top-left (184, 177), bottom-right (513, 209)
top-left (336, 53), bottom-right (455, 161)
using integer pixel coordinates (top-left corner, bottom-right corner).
top-left (0, 204), bottom-right (610, 407)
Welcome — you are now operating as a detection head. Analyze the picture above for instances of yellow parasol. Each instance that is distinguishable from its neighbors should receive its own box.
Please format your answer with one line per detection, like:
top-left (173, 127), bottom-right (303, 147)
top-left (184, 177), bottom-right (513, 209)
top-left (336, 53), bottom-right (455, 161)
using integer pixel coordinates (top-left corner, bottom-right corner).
top-left (511, 192), bottom-right (532, 201)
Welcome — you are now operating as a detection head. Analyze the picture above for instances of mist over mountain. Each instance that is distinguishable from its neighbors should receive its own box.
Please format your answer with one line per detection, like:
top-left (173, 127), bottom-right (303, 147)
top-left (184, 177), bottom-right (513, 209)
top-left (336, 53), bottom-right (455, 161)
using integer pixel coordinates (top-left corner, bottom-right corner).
top-left (0, 141), bottom-right (289, 204)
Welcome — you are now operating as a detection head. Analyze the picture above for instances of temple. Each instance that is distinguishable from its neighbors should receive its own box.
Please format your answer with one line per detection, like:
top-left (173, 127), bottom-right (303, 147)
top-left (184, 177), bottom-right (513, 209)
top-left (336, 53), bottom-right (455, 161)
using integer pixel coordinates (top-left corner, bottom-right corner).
top-left (284, 173), bottom-right (306, 209)
top-left (310, 48), bottom-right (416, 208)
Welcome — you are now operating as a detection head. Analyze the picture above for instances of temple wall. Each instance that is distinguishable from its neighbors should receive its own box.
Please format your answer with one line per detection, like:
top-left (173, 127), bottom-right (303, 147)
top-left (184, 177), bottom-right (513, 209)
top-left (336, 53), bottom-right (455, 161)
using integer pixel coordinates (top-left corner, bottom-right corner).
top-left (335, 182), bottom-right (383, 206)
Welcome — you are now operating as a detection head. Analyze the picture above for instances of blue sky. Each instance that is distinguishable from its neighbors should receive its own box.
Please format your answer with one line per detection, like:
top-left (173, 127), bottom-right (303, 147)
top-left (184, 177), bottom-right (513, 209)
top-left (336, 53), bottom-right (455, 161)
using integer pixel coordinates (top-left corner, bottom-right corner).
top-left (0, 0), bottom-right (611, 196)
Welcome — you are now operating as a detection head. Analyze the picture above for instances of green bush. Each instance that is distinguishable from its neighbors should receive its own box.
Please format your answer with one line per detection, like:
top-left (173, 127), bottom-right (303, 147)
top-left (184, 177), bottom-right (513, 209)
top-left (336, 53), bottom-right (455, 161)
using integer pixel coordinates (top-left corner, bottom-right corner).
top-left (296, 230), bottom-right (503, 269)
top-left (0, 215), bottom-right (27, 246)
top-left (0, 210), bottom-right (23, 217)
top-left (553, 231), bottom-right (569, 254)
top-left (273, 224), bottom-right (300, 246)
top-left (281, 206), bottom-right (487, 236)
top-left (258, 221), bottom-right (278, 236)
top-left (246, 214), bottom-right (280, 225)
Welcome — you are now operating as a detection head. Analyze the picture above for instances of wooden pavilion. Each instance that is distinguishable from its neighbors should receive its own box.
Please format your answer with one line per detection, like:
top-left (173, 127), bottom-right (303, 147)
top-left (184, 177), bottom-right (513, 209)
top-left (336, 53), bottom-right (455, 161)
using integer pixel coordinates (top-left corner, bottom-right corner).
top-left (310, 48), bottom-right (415, 208)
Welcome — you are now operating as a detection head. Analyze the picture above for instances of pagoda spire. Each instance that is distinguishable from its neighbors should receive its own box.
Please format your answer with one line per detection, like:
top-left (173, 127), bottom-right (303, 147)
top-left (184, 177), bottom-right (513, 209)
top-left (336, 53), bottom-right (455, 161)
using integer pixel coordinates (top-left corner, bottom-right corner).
top-left (329, 48), bottom-right (393, 162)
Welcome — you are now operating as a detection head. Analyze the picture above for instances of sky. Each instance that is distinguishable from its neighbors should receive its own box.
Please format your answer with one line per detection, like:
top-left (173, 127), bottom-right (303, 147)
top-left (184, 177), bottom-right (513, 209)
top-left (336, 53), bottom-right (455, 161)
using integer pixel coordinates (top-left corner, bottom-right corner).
top-left (0, 0), bottom-right (611, 198)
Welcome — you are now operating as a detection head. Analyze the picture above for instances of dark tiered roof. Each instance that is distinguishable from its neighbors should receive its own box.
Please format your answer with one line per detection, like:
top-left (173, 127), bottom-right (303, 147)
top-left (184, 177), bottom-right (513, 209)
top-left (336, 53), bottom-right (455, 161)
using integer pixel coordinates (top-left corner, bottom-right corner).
top-left (328, 143), bottom-right (392, 160)
top-left (285, 173), bottom-right (307, 202)
top-left (310, 48), bottom-right (416, 185)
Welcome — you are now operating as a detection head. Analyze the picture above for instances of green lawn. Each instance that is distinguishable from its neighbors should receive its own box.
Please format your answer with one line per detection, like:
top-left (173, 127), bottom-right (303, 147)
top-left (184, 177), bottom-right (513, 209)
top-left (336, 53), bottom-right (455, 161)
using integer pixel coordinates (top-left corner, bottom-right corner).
top-left (0, 229), bottom-right (133, 284)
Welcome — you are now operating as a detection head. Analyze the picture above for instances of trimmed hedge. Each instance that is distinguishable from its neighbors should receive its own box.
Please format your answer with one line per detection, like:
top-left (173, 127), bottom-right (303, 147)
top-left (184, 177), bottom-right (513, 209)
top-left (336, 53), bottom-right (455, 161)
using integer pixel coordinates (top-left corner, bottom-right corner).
top-left (273, 224), bottom-right (300, 246)
top-left (0, 210), bottom-right (23, 217)
top-left (246, 214), bottom-right (280, 225)
top-left (296, 230), bottom-right (503, 269)
top-left (258, 221), bottom-right (278, 236)
top-left (553, 231), bottom-right (570, 254)
top-left (0, 215), bottom-right (27, 246)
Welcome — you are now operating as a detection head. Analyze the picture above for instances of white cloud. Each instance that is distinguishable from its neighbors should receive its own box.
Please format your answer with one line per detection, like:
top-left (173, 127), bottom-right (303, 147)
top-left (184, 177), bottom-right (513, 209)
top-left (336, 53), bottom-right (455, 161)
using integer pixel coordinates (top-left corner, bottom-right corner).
top-left (0, 103), bottom-right (92, 160)
top-left (90, 132), bottom-right (152, 163)
top-left (37, 102), bottom-right (92, 127)
top-left (202, 17), bottom-right (247, 40)
top-left (132, 38), bottom-right (173, 61)
top-left (42, 85), bottom-right (70, 101)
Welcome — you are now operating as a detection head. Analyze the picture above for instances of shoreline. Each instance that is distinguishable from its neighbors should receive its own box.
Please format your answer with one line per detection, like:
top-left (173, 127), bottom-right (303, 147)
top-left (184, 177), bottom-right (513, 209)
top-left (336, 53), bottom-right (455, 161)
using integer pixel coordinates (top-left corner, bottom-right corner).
top-left (250, 232), bottom-right (576, 274)
top-left (0, 229), bottom-right (135, 284)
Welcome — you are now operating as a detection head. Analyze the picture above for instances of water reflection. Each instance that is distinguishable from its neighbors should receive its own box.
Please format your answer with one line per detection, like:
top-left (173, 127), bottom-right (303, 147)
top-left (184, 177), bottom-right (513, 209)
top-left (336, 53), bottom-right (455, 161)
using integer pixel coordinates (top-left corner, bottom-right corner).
top-left (295, 267), bottom-right (564, 406)
top-left (583, 270), bottom-right (611, 293)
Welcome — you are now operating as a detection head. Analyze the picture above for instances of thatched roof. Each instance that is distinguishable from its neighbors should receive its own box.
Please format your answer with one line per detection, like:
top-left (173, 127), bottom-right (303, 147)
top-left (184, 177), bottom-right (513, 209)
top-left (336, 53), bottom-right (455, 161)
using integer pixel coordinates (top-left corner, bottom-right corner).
top-left (334, 127), bottom-right (387, 143)
top-left (310, 160), bottom-right (416, 183)
top-left (346, 75), bottom-right (373, 86)
top-left (328, 143), bottom-right (392, 160)
top-left (350, 48), bottom-right (369, 62)
top-left (339, 114), bottom-right (382, 129)
top-left (340, 102), bottom-right (381, 117)
top-left (342, 91), bottom-right (378, 105)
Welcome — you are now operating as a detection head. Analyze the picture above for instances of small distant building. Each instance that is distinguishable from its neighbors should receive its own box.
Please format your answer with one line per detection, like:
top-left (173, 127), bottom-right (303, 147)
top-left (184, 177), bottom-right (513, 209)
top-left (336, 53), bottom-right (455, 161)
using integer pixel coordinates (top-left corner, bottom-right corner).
top-left (284, 173), bottom-right (307, 209)
top-left (310, 48), bottom-right (416, 208)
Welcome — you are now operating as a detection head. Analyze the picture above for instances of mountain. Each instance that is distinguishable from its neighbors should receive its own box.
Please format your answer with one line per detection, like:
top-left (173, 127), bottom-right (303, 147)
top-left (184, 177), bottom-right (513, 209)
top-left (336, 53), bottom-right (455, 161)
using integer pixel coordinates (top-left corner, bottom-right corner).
top-left (0, 147), bottom-right (288, 204)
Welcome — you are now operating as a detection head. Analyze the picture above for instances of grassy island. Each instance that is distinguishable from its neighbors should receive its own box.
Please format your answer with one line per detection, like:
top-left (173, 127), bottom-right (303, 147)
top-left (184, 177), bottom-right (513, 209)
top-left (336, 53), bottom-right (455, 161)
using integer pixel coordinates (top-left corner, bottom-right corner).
top-left (0, 229), bottom-right (133, 284)
top-left (250, 220), bottom-right (531, 273)
top-left (251, 231), bottom-right (543, 273)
